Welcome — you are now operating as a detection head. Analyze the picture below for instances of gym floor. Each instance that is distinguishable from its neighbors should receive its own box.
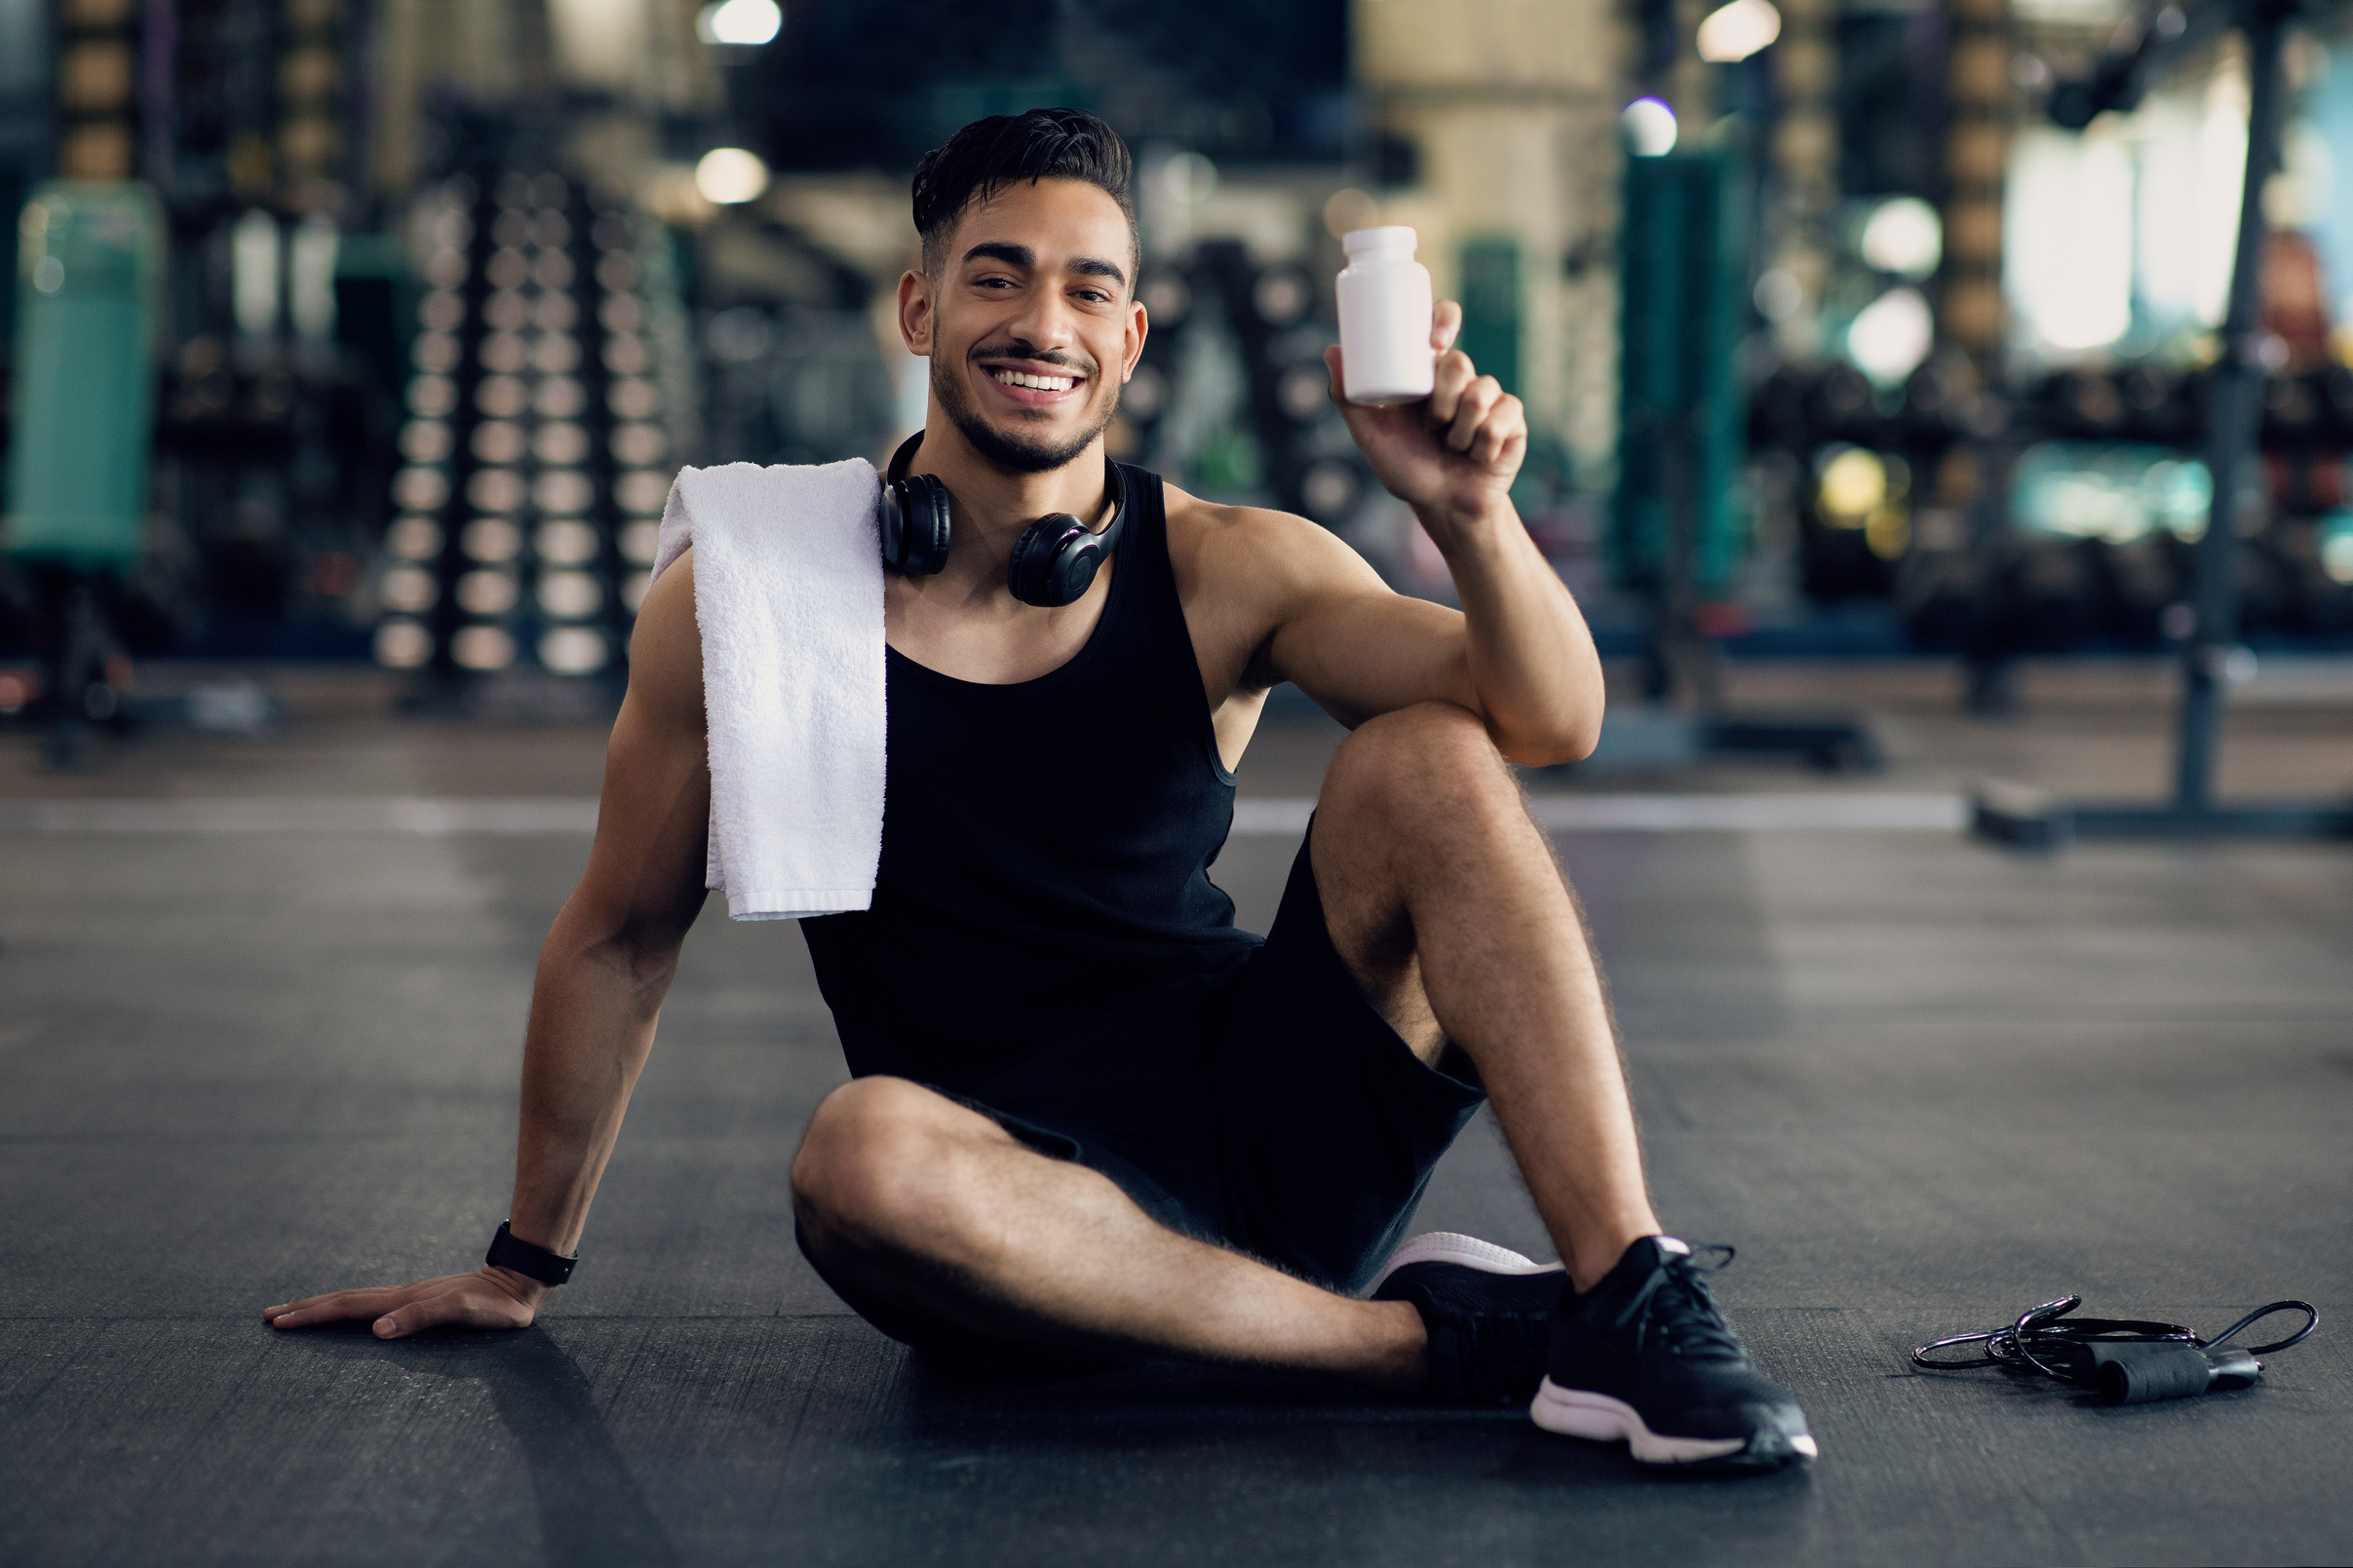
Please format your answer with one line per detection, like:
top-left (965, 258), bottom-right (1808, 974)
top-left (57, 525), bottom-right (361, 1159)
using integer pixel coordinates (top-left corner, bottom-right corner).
top-left (3, 661), bottom-right (2348, 1566)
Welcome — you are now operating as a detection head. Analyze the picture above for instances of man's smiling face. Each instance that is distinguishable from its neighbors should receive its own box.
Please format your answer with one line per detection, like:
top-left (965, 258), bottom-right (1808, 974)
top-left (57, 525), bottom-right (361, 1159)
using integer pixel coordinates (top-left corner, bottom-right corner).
top-left (922, 177), bottom-right (1145, 476)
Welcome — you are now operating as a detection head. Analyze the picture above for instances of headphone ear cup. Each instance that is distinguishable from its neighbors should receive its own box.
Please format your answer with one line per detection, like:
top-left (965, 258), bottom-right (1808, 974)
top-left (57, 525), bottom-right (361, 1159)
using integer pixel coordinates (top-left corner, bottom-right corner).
top-left (887, 474), bottom-right (952, 576)
top-left (879, 480), bottom-right (908, 572)
top-left (1007, 515), bottom-right (1088, 606)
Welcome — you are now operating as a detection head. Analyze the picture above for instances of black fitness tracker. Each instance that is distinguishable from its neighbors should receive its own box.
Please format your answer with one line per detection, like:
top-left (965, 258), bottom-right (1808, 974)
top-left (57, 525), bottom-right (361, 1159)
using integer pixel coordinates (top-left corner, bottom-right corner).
top-left (484, 1219), bottom-right (578, 1286)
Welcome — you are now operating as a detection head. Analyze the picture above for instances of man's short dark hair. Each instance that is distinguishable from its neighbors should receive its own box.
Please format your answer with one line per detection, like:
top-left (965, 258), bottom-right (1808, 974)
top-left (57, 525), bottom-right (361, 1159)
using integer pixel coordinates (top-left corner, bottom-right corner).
top-left (911, 108), bottom-right (1138, 287)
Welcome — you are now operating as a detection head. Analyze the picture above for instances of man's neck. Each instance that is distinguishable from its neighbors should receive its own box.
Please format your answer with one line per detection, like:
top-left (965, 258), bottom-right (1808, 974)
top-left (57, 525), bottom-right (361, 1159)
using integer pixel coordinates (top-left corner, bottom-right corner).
top-left (907, 417), bottom-right (1113, 589)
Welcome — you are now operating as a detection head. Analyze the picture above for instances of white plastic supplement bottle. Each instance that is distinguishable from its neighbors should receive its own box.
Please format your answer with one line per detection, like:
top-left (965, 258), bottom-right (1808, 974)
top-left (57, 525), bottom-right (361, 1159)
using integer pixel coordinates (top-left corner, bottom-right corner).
top-left (1335, 226), bottom-right (1435, 405)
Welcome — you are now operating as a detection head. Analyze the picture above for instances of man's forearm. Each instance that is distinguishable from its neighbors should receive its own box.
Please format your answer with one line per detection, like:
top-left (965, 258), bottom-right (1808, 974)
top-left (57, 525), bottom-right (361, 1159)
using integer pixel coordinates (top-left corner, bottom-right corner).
top-left (1428, 499), bottom-right (1604, 764)
top-left (505, 900), bottom-right (679, 1256)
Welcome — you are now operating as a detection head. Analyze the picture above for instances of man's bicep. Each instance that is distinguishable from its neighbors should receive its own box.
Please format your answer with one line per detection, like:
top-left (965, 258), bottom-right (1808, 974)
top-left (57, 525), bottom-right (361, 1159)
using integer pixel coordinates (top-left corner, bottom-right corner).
top-left (572, 555), bottom-right (712, 944)
top-left (1257, 525), bottom-right (1477, 727)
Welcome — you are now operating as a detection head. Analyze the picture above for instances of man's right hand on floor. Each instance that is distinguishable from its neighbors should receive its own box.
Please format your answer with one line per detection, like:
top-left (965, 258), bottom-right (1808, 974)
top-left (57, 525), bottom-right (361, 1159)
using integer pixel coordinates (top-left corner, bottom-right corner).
top-left (262, 1267), bottom-right (547, 1338)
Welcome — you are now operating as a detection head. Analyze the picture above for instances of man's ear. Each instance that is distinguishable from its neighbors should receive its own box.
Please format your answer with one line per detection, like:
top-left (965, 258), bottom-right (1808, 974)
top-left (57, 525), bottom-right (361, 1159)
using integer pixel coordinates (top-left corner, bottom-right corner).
top-left (898, 269), bottom-right (935, 356)
top-left (1122, 295), bottom-right (1147, 383)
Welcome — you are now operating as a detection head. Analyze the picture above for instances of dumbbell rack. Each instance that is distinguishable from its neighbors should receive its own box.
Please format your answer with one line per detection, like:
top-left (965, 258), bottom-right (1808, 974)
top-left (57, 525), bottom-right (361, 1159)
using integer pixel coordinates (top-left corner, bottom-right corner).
top-left (371, 169), bottom-right (694, 702)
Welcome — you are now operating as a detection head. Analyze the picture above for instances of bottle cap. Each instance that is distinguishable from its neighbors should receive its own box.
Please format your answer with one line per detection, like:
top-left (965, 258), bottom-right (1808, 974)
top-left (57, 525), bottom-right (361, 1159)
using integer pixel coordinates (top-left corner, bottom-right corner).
top-left (1341, 225), bottom-right (1417, 258)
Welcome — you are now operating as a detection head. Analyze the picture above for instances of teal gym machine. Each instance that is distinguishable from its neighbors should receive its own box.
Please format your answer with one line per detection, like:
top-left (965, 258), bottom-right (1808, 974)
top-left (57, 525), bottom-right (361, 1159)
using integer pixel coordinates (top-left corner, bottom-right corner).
top-left (1613, 144), bottom-right (1878, 771)
top-left (3, 180), bottom-right (164, 764)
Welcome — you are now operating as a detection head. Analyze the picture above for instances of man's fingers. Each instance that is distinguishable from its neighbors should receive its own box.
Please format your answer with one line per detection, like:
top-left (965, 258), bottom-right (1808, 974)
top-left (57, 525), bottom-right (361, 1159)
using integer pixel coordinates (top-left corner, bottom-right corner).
top-left (372, 1295), bottom-right (442, 1339)
top-left (262, 1271), bottom-right (530, 1335)
top-left (1430, 298), bottom-right (1462, 353)
top-left (1428, 348), bottom-right (1476, 424)
top-left (1477, 421), bottom-right (1527, 474)
top-left (1446, 376), bottom-right (1504, 453)
top-left (1471, 394), bottom-right (1527, 468)
top-left (376, 1278), bottom-right (535, 1338)
top-left (264, 1287), bottom-right (396, 1328)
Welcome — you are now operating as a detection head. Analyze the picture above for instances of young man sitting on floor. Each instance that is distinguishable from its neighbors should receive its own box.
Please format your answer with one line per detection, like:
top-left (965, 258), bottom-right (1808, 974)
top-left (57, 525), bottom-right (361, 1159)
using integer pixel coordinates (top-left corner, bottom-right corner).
top-left (264, 108), bottom-right (1815, 1472)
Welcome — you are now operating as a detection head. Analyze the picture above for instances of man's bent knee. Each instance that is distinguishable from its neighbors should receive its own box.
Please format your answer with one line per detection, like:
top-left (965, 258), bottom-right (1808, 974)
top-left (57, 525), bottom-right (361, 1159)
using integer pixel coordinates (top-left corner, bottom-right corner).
top-left (1322, 701), bottom-right (1518, 832)
top-left (791, 1077), bottom-right (980, 1256)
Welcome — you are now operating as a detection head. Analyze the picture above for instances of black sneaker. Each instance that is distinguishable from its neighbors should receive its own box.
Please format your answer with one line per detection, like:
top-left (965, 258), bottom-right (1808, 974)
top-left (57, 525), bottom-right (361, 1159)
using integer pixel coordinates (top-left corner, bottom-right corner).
top-left (1369, 1232), bottom-right (1568, 1405)
top-left (1532, 1236), bottom-right (1817, 1470)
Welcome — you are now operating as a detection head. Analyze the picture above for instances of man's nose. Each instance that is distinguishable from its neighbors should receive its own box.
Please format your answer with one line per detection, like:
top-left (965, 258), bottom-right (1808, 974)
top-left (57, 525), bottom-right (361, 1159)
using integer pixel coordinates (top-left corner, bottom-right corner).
top-left (1001, 290), bottom-right (1078, 354)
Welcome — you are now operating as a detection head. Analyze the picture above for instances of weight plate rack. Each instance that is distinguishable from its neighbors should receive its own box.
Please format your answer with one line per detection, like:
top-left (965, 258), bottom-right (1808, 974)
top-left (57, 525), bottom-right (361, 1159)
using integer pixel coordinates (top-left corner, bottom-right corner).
top-left (372, 169), bottom-right (695, 684)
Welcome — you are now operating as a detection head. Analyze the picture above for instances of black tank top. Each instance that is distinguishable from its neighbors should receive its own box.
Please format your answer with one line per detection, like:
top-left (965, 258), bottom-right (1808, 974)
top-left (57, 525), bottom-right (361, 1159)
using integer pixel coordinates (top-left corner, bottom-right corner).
top-left (798, 465), bottom-right (1258, 1090)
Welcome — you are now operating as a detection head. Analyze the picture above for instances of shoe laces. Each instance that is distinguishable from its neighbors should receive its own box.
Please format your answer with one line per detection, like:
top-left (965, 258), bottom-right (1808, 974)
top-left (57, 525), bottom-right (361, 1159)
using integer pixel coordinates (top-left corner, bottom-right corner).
top-left (1603, 1244), bottom-right (1746, 1361)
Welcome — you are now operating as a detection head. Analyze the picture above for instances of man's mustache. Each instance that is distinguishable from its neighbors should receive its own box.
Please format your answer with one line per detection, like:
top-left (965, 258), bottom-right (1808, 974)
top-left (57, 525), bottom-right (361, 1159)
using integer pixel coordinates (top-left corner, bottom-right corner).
top-left (969, 342), bottom-right (1097, 376)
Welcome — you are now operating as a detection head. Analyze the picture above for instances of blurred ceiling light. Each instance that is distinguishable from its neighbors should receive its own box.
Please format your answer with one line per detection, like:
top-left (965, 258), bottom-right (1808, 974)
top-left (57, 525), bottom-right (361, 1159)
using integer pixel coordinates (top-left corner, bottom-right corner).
top-left (1620, 98), bottom-right (1678, 157)
top-left (1859, 197), bottom-right (1942, 279)
top-left (1162, 151), bottom-right (1218, 206)
top-left (1753, 267), bottom-right (1803, 321)
top-left (697, 0), bottom-right (781, 45)
top-left (1696, 0), bottom-right (1781, 63)
top-left (694, 147), bottom-right (770, 205)
top-left (1817, 447), bottom-right (1887, 521)
top-left (1846, 287), bottom-right (1934, 386)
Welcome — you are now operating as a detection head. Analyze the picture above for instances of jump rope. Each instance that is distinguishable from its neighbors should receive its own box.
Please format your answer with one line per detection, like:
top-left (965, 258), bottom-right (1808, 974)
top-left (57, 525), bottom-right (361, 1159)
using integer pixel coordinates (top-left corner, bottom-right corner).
top-left (1912, 1296), bottom-right (2318, 1404)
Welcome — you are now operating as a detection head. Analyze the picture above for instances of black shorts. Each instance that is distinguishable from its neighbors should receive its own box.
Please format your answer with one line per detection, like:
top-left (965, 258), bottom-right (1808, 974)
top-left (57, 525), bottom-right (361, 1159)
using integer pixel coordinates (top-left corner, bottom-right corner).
top-left (936, 824), bottom-right (1485, 1296)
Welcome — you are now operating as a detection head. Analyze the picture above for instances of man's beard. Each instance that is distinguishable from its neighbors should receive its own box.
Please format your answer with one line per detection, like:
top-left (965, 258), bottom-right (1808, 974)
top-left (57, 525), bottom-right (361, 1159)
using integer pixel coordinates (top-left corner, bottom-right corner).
top-left (932, 352), bottom-right (1116, 476)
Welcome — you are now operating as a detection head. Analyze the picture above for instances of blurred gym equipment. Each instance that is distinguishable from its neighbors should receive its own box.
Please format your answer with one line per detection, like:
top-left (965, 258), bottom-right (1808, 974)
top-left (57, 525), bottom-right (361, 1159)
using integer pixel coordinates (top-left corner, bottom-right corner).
top-left (3, 180), bottom-right (162, 764)
top-left (1974, 0), bottom-right (2353, 846)
top-left (1614, 147), bottom-right (1881, 773)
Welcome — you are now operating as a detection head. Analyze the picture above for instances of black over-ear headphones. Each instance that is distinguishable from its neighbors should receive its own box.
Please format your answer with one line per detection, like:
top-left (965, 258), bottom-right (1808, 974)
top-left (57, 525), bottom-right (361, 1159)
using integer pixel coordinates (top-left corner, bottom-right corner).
top-left (879, 433), bottom-right (1129, 609)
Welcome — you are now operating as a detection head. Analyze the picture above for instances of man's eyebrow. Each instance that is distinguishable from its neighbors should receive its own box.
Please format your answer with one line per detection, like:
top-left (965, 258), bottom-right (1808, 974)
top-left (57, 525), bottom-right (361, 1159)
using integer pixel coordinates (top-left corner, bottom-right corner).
top-left (961, 242), bottom-right (1127, 288)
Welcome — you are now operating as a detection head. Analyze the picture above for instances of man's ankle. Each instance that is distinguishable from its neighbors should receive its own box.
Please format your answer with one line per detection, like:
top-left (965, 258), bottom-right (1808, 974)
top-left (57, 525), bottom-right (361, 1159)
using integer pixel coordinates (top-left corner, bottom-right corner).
top-left (1564, 1221), bottom-right (1660, 1294)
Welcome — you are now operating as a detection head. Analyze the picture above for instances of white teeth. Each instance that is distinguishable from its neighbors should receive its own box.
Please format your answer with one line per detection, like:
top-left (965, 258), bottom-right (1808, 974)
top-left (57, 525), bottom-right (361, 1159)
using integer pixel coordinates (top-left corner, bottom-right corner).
top-left (992, 369), bottom-right (1075, 391)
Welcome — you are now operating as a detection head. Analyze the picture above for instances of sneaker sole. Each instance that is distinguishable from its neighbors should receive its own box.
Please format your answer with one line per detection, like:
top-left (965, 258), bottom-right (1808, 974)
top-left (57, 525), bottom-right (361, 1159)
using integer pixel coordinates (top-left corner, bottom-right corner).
top-left (1367, 1232), bottom-right (1567, 1295)
top-left (1529, 1378), bottom-right (1819, 1470)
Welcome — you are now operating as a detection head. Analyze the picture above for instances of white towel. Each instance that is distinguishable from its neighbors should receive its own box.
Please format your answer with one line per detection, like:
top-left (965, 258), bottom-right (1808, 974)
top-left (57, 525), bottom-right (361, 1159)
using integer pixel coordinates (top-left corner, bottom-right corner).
top-left (649, 458), bottom-right (886, 921)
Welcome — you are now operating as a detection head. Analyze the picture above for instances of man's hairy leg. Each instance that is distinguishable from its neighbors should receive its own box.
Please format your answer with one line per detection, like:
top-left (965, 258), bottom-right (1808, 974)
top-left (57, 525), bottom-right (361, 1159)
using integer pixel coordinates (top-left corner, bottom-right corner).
top-left (1311, 700), bottom-right (1661, 1294)
top-left (791, 1077), bottom-right (1426, 1388)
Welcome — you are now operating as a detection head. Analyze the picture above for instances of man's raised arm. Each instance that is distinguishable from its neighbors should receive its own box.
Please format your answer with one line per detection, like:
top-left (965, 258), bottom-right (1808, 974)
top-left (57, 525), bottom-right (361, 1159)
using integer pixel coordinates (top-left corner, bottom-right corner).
top-left (1250, 299), bottom-right (1604, 766)
top-left (263, 552), bottom-right (714, 1338)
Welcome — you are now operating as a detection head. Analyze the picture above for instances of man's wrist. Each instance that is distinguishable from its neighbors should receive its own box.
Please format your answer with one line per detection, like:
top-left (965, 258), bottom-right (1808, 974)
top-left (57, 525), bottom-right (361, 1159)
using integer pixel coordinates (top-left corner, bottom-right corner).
top-left (482, 1263), bottom-right (554, 1305)
top-left (485, 1218), bottom-right (578, 1286)
top-left (1413, 495), bottom-right (1519, 557)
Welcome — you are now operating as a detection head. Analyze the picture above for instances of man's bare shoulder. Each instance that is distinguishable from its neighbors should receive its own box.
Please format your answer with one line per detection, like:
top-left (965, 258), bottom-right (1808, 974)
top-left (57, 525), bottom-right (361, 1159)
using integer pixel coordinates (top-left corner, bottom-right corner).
top-left (1160, 480), bottom-right (1383, 603)
top-left (624, 547), bottom-right (706, 734)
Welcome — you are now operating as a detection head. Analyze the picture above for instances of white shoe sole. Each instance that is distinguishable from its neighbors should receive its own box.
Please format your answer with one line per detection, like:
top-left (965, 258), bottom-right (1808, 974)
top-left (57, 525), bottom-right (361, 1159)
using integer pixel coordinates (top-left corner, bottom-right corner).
top-left (1367, 1232), bottom-right (1567, 1295)
top-left (1530, 1378), bottom-right (1820, 1467)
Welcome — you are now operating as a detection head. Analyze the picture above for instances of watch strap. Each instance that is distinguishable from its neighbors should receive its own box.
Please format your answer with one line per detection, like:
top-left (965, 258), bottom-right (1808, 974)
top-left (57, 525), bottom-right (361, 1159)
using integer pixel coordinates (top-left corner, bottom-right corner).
top-left (484, 1220), bottom-right (577, 1286)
